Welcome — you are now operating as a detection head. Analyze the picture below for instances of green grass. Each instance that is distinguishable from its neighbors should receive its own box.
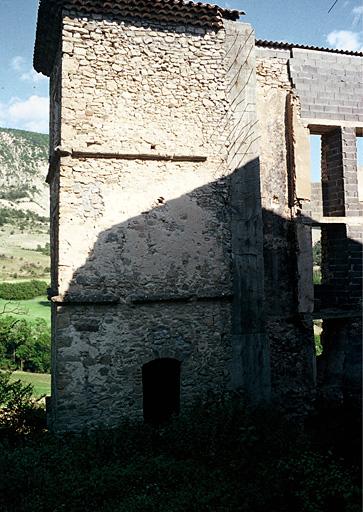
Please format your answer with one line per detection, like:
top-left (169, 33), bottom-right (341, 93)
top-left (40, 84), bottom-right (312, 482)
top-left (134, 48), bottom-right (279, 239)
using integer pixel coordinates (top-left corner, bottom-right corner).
top-left (0, 225), bottom-right (49, 281)
top-left (10, 371), bottom-right (51, 397)
top-left (0, 296), bottom-right (50, 324)
top-left (313, 267), bottom-right (322, 285)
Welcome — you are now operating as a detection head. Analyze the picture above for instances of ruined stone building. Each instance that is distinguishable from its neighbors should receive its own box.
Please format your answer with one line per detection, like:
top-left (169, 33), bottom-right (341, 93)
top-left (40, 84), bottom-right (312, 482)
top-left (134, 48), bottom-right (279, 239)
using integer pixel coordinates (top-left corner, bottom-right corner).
top-left (34, 0), bottom-right (362, 432)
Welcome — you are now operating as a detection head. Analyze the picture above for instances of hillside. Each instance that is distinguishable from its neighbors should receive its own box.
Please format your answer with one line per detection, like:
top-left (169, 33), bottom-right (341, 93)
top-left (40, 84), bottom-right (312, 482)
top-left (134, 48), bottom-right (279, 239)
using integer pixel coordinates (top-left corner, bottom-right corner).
top-left (0, 127), bottom-right (50, 281)
top-left (0, 127), bottom-right (49, 216)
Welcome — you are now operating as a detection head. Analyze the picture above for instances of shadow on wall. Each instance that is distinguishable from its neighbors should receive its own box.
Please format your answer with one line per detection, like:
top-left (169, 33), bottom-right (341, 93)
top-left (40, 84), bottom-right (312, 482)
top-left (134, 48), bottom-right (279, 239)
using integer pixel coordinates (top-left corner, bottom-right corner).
top-left (50, 162), bottom-right (362, 428)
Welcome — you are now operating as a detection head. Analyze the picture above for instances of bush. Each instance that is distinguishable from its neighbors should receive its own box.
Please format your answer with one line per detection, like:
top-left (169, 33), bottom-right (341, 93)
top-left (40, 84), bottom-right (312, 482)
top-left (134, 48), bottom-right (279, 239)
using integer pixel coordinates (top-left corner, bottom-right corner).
top-left (0, 371), bottom-right (45, 436)
top-left (35, 243), bottom-right (50, 256)
top-left (0, 280), bottom-right (48, 300)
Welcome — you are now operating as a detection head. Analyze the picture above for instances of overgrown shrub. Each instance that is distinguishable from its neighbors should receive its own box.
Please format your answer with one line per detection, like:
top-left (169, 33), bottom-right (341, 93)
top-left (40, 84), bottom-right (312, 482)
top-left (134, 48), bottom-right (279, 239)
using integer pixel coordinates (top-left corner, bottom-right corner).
top-left (0, 371), bottom-right (45, 436)
top-left (0, 399), bottom-right (360, 512)
top-left (0, 280), bottom-right (48, 300)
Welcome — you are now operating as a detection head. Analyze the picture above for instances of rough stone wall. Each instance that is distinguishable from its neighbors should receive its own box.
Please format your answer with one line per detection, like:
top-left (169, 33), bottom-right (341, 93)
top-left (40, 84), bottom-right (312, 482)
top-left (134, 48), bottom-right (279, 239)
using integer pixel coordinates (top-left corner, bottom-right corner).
top-left (60, 13), bottom-right (228, 154)
top-left (256, 48), bottom-right (315, 415)
top-left (54, 302), bottom-right (232, 431)
top-left (48, 13), bottom-right (268, 431)
top-left (289, 49), bottom-right (363, 123)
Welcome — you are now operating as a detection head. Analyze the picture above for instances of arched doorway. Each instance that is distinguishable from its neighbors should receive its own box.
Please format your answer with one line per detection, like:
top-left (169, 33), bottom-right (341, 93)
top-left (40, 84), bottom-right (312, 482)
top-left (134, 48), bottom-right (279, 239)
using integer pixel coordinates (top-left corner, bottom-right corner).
top-left (142, 358), bottom-right (181, 423)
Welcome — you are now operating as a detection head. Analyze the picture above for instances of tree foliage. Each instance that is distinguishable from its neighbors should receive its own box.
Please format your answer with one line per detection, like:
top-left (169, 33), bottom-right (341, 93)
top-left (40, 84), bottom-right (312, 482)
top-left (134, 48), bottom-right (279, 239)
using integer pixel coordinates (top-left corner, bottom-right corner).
top-left (0, 316), bottom-right (50, 373)
top-left (0, 280), bottom-right (48, 300)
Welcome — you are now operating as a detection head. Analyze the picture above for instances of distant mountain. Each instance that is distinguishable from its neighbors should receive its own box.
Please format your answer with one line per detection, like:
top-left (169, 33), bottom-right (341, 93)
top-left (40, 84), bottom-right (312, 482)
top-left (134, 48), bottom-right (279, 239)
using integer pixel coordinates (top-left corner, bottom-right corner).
top-left (0, 127), bottom-right (49, 216)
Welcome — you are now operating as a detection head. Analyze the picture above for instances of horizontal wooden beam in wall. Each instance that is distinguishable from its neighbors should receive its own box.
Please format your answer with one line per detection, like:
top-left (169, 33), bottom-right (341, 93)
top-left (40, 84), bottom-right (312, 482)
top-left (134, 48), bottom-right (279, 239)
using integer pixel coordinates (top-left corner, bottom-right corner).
top-left (54, 147), bottom-right (207, 163)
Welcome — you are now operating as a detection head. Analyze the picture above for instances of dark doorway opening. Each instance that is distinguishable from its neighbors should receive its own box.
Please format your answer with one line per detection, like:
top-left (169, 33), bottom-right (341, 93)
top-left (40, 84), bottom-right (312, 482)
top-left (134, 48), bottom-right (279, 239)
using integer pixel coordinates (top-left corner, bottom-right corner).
top-left (142, 358), bottom-right (181, 424)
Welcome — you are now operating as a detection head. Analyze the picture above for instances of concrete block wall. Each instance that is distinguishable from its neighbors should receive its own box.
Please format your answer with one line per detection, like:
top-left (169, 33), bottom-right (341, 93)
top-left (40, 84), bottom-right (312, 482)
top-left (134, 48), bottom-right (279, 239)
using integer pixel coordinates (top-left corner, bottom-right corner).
top-left (341, 127), bottom-right (363, 217)
top-left (289, 49), bottom-right (363, 123)
top-left (321, 128), bottom-right (345, 216)
top-left (311, 182), bottom-right (323, 217)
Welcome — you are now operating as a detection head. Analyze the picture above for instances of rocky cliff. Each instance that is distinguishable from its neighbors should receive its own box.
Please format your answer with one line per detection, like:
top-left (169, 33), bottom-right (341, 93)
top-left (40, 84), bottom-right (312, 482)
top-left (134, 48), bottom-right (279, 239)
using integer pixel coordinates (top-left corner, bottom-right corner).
top-left (0, 127), bottom-right (49, 216)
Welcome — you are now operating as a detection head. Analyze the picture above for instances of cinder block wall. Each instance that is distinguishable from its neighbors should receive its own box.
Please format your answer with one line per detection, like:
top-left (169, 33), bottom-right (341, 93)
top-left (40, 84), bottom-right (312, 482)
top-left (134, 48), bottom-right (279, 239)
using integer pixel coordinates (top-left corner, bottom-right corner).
top-left (289, 49), bottom-right (363, 124)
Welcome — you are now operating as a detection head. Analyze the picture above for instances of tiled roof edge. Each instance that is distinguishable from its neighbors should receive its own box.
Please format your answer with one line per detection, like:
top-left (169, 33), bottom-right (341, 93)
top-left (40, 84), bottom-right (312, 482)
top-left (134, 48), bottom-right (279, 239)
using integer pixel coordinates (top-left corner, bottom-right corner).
top-left (256, 39), bottom-right (363, 57)
top-left (34, 0), bottom-right (243, 76)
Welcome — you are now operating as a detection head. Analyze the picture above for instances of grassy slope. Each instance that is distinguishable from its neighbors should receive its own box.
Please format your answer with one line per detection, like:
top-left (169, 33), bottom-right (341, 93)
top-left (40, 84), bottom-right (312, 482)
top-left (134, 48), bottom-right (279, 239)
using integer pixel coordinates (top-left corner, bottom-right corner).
top-left (10, 370), bottom-right (51, 397)
top-left (0, 225), bottom-right (50, 281)
top-left (0, 296), bottom-right (51, 324)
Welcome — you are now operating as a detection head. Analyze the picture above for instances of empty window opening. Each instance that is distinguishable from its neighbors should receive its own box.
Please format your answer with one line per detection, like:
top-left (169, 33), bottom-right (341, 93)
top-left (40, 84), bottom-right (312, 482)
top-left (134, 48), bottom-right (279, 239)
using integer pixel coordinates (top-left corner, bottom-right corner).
top-left (314, 319), bottom-right (323, 357)
top-left (142, 358), bottom-right (181, 424)
top-left (310, 135), bottom-right (322, 218)
top-left (356, 132), bottom-right (363, 203)
top-left (312, 227), bottom-right (322, 285)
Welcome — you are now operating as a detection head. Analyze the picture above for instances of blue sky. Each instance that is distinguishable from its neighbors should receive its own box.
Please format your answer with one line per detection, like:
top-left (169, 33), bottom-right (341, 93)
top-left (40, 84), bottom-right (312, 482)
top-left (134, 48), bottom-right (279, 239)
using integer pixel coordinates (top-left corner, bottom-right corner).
top-left (0, 0), bottom-right (362, 178)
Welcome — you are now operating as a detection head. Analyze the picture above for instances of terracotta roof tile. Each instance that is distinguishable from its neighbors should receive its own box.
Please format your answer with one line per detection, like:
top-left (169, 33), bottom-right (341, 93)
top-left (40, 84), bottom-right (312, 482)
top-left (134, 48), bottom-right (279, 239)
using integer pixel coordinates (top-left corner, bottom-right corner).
top-left (34, 0), bottom-right (242, 76)
top-left (256, 39), bottom-right (363, 57)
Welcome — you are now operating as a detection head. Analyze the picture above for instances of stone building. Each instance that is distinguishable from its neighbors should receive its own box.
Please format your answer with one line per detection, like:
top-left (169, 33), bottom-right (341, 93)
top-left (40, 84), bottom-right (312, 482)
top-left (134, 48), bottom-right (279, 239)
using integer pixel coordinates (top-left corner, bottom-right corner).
top-left (34, 0), bottom-right (362, 432)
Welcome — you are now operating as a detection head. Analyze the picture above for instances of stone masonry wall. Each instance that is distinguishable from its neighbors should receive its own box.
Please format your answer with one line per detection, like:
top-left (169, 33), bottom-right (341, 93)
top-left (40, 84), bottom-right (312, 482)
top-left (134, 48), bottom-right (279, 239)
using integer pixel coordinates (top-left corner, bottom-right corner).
top-left (49, 13), bottom-right (265, 431)
top-left (60, 13), bottom-right (228, 154)
top-left (256, 48), bottom-right (315, 415)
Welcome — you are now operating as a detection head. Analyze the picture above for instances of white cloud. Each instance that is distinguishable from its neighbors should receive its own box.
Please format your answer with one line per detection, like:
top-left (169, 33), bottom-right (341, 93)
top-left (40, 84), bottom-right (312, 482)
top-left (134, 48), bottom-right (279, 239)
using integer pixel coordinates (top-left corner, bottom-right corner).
top-left (0, 96), bottom-right (49, 133)
top-left (10, 55), bottom-right (47, 84)
top-left (11, 56), bottom-right (25, 72)
top-left (20, 69), bottom-right (47, 83)
top-left (326, 29), bottom-right (363, 51)
top-left (352, 5), bottom-right (363, 25)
